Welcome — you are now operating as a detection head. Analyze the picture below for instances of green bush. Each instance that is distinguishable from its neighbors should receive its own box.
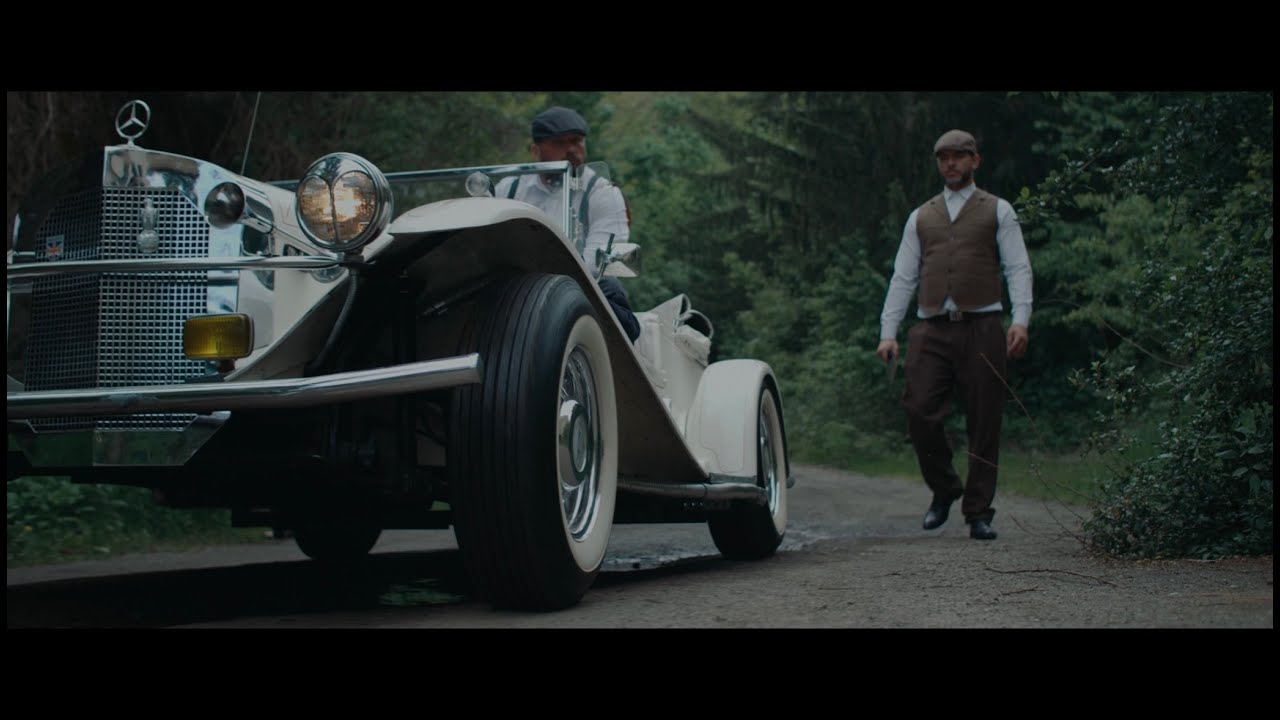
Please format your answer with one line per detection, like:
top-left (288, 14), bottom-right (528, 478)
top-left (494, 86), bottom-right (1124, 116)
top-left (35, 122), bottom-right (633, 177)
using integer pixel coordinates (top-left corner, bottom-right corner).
top-left (7, 475), bottom-right (243, 565)
top-left (1086, 403), bottom-right (1272, 558)
top-left (1070, 93), bottom-right (1273, 558)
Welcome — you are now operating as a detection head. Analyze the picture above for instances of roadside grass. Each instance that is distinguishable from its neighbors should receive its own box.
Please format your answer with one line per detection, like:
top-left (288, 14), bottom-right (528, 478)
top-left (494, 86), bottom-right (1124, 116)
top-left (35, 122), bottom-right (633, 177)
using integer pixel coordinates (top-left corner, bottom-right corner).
top-left (7, 476), bottom-right (270, 568)
top-left (838, 446), bottom-right (1106, 506)
top-left (9, 519), bottom-right (268, 567)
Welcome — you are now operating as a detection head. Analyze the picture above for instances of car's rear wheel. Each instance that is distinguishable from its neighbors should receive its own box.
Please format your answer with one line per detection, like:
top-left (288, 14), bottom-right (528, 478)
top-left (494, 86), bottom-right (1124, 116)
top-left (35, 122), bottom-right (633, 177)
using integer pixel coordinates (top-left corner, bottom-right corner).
top-left (708, 383), bottom-right (787, 559)
top-left (449, 273), bottom-right (618, 610)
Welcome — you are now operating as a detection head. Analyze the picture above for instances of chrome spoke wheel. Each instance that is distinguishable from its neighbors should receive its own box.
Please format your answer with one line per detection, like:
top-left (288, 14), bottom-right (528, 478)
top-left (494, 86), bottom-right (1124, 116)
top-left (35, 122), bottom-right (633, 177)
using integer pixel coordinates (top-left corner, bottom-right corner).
top-left (708, 383), bottom-right (787, 560)
top-left (759, 405), bottom-right (779, 516)
top-left (558, 345), bottom-right (601, 541)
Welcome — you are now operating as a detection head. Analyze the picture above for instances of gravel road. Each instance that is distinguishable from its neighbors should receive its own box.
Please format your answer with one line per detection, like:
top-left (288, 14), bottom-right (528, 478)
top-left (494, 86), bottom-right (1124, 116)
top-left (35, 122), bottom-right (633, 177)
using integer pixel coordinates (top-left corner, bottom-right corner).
top-left (7, 464), bottom-right (1272, 628)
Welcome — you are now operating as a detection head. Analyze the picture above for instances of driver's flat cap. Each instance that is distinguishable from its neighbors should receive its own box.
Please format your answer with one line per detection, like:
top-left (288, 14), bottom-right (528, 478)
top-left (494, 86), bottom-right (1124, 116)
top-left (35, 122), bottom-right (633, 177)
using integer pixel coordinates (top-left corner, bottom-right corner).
top-left (532, 106), bottom-right (589, 142)
top-left (934, 129), bottom-right (978, 155)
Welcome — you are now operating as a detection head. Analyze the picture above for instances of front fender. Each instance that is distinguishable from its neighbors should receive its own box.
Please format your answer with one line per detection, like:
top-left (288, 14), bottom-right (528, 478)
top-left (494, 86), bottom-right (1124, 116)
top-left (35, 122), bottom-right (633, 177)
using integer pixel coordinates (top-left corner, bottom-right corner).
top-left (387, 199), bottom-right (710, 488)
top-left (685, 359), bottom-right (789, 481)
top-left (381, 198), bottom-right (589, 297)
top-left (387, 197), bottom-right (553, 239)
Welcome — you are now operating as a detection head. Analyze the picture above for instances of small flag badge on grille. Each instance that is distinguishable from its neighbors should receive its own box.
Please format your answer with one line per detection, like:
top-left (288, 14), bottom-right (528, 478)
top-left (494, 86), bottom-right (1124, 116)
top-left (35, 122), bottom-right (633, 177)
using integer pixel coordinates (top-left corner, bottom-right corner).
top-left (45, 235), bottom-right (64, 261)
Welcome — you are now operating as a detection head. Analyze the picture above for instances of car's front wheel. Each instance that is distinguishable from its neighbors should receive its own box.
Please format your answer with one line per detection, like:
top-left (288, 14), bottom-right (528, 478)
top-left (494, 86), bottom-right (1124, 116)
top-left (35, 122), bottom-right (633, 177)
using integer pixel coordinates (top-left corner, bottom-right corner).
top-left (708, 383), bottom-right (787, 559)
top-left (449, 273), bottom-right (618, 610)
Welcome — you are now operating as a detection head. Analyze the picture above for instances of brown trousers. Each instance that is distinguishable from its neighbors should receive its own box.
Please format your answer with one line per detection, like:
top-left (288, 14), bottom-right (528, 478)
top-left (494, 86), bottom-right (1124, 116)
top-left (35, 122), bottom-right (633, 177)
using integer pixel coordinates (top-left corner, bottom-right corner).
top-left (901, 314), bottom-right (1007, 524)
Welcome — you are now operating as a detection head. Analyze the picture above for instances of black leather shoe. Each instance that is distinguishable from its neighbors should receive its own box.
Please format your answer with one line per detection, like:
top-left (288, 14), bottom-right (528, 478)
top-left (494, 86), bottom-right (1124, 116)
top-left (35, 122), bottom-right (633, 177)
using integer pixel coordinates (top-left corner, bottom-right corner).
top-left (922, 495), bottom-right (958, 530)
top-left (969, 519), bottom-right (998, 540)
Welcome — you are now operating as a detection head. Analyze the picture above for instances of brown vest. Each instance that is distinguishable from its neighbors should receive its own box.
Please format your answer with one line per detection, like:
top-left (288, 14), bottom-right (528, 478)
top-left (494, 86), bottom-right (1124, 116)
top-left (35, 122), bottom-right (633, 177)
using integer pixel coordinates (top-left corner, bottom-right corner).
top-left (916, 187), bottom-right (1001, 313)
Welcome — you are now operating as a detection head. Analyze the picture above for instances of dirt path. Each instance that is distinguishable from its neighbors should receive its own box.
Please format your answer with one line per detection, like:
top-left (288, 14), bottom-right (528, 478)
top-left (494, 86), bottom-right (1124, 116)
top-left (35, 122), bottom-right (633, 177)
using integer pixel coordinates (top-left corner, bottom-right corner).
top-left (7, 464), bottom-right (1273, 628)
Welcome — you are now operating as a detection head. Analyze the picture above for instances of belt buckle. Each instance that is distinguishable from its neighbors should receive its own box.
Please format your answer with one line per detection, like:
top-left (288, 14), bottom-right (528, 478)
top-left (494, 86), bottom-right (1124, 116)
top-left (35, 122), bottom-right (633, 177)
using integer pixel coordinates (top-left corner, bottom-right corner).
top-left (948, 310), bottom-right (963, 322)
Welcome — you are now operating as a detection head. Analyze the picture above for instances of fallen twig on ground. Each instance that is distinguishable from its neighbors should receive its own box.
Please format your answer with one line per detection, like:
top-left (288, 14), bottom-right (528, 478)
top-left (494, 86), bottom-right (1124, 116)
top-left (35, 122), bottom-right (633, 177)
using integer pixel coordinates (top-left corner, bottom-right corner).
top-left (986, 566), bottom-right (1117, 587)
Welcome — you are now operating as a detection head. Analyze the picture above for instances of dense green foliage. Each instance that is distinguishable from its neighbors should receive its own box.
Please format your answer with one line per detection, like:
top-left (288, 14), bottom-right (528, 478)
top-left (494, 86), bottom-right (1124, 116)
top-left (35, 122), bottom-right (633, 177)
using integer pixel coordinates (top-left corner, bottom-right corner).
top-left (7, 474), bottom-right (258, 565)
top-left (6, 91), bottom-right (1272, 562)
top-left (1042, 93), bottom-right (1274, 558)
top-left (610, 92), bottom-right (1096, 459)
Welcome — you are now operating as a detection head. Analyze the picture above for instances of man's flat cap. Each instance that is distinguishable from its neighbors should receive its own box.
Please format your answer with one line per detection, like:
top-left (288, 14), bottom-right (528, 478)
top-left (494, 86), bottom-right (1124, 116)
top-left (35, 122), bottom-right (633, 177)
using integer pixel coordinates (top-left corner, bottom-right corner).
top-left (532, 106), bottom-right (589, 142)
top-left (934, 129), bottom-right (978, 155)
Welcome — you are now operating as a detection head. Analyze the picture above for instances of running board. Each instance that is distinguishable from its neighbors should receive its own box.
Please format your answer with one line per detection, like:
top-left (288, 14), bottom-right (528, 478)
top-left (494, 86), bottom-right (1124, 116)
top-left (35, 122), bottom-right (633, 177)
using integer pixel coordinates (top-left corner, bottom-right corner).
top-left (619, 476), bottom-right (770, 507)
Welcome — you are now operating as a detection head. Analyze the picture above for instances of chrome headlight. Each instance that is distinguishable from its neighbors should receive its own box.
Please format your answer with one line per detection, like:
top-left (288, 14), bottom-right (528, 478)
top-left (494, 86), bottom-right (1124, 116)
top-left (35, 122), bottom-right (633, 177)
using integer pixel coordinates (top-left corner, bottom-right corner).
top-left (295, 153), bottom-right (392, 253)
top-left (205, 182), bottom-right (274, 234)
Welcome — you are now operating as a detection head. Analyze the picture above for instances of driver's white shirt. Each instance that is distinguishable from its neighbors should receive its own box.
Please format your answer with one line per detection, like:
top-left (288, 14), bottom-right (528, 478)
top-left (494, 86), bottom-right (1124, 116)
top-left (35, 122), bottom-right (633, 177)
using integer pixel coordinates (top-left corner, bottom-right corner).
top-left (494, 164), bottom-right (629, 276)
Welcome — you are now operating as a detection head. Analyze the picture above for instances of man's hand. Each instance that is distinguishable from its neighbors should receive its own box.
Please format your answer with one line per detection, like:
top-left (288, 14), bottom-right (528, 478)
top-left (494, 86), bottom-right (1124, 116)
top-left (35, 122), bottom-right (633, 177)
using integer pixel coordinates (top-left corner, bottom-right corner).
top-left (876, 339), bottom-right (899, 364)
top-left (1007, 324), bottom-right (1029, 359)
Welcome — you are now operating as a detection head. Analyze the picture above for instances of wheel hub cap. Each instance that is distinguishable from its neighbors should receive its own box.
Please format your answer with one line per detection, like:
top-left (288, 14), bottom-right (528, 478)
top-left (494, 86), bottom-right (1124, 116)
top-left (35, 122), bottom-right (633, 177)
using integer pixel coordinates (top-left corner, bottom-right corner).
top-left (558, 346), bottom-right (600, 540)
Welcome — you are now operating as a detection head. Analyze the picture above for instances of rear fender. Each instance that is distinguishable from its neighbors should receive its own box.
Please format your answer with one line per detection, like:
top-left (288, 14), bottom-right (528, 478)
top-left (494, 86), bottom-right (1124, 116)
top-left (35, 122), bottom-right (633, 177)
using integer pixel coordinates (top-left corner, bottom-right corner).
top-left (685, 359), bottom-right (789, 481)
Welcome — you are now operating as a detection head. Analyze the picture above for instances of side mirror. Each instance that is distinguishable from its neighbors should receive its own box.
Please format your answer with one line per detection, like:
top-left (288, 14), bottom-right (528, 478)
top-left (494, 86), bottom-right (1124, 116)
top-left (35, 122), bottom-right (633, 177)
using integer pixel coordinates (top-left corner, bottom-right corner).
top-left (596, 242), bottom-right (640, 279)
top-left (465, 171), bottom-right (495, 198)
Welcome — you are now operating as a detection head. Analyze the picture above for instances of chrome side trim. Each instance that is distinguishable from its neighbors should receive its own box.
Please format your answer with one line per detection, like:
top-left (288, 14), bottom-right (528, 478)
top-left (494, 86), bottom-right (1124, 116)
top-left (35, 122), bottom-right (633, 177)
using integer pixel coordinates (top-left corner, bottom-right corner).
top-left (7, 256), bottom-right (339, 279)
top-left (7, 354), bottom-right (481, 420)
top-left (619, 476), bottom-right (768, 506)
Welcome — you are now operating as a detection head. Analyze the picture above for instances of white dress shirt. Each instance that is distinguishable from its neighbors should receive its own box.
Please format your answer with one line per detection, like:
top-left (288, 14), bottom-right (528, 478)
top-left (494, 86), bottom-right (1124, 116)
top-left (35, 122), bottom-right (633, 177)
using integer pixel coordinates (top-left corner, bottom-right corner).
top-left (879, 183), bottom-right (1033, 340)
top-left (494, 165), bottom-right (630, 277)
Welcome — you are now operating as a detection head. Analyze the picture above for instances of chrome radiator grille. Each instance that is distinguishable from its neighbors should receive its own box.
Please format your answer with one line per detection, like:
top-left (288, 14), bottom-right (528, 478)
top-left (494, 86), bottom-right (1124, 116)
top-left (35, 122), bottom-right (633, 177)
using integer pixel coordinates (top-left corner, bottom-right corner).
top-left (25, 187), bottom-right (211, 432)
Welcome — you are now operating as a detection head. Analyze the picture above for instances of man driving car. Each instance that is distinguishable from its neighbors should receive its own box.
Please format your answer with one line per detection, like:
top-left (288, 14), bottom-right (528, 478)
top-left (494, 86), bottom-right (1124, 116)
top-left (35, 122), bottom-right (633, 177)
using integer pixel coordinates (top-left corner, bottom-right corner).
top-left (494, 106), bottom-right (640, 342)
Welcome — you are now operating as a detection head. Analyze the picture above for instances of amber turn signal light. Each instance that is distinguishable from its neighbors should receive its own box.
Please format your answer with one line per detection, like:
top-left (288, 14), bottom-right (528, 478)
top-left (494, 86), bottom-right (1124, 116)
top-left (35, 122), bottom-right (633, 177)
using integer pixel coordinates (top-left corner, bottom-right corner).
top-left (183, 314), bottom-right (254, 360)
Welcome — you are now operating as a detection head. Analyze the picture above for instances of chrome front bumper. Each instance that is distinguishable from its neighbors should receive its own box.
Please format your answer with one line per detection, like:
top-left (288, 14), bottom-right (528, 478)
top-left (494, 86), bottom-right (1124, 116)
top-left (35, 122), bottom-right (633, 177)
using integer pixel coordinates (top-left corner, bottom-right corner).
top-left (7, 354), bottom-right (481, 420)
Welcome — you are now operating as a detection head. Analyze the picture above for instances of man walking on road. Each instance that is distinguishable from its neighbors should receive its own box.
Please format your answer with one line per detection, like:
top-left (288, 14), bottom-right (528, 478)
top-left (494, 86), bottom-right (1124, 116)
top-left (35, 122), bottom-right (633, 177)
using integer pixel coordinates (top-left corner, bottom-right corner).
top-left (875, 129), bottom-right (1033, 541)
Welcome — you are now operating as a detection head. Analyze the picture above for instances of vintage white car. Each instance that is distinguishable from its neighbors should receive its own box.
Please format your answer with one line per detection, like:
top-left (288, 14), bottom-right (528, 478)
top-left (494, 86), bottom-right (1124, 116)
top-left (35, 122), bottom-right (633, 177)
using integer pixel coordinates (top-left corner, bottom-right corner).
top-left (6, 100), bottom-right (792, 610)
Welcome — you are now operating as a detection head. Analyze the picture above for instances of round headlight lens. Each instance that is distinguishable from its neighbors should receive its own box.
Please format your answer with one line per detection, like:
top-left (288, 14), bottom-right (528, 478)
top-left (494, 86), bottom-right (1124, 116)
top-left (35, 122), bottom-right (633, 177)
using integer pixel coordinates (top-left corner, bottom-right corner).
top-left (333, 170), bottom-right (377, 239)
top-left (295, 153), bottom-right (391, 252)
top-left (298, 177), bottom-right (334, 241)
